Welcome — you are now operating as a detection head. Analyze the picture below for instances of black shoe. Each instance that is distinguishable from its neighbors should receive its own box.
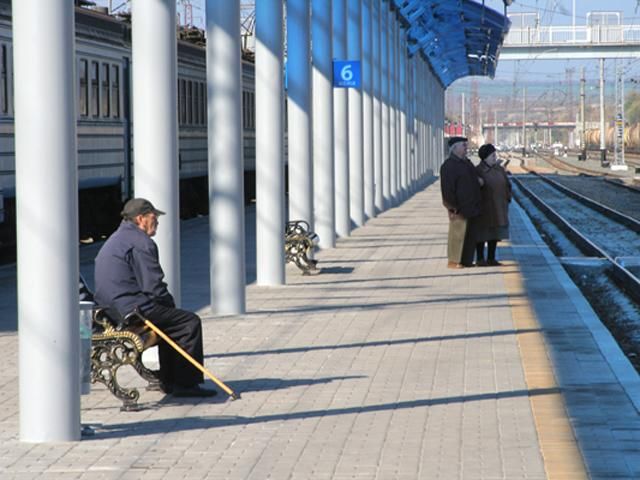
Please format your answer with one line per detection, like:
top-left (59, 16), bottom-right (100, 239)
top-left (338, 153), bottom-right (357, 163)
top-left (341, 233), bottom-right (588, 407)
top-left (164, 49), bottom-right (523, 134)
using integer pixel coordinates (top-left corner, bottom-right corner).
top-left (172, 385), bottom-right (218, 398)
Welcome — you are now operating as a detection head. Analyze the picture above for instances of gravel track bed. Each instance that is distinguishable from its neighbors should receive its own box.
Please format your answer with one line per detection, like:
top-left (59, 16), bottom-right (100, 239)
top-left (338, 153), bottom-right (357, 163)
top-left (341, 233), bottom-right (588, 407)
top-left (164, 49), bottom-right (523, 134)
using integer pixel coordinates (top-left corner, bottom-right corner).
top-left (546, 174), bottom-right (640, 222)
top-left (517, 176), bottom-right (640, 260)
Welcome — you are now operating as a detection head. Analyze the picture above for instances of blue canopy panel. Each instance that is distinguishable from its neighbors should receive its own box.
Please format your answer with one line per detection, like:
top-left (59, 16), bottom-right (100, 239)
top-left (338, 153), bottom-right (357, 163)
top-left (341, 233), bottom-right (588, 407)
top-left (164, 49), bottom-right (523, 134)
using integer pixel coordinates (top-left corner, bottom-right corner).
top-left (393, 0), bottom-right (511, 88)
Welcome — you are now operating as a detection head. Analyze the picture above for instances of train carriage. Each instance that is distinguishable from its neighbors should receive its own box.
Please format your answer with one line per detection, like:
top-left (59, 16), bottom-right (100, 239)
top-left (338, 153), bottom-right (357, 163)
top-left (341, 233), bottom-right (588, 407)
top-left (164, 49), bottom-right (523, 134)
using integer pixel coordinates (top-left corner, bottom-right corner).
top-left (0, 1), bottom-right (258, 260)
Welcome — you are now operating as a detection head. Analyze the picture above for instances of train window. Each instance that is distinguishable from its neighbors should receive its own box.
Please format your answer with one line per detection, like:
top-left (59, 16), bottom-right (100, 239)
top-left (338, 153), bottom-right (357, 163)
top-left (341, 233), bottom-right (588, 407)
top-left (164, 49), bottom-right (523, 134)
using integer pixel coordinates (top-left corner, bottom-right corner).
top-left (101, 63), bottom-right (110, 117)
top-left (242, 91), bottom-right (248, 129)
top-left (199, 82), bottom-right (206, 125)
top-left (186, 80), bottom-right (192, 125)
top-left (249, 91), bottom-right (255, 130)
top-left (111, 65), bottom-right (120, 118)
top-left (79, 59), bottom-right (88, 117)
top-left (91, 61), bottom-right (99, 117)
top-left (1, 44), bottom-right (7, 115)
top-left (193, 80), bottom-right (199, 125)
top-left (179, 78), bottom-right (186, 125)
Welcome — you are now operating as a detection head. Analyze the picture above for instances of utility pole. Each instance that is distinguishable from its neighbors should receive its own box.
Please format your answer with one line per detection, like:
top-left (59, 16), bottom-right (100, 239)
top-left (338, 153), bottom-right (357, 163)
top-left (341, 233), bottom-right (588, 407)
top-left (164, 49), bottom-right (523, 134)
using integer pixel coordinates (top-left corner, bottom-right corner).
top-left (521, 86), bottom-right (526, 157)
top-left (580, 66), bottom-right (586, 160)
top-left (613, 64), bottom-right (628, 170)
top-left (494, 109), bottom-right (498, 145)
top-left (599, 58), bottom-right (608, 166)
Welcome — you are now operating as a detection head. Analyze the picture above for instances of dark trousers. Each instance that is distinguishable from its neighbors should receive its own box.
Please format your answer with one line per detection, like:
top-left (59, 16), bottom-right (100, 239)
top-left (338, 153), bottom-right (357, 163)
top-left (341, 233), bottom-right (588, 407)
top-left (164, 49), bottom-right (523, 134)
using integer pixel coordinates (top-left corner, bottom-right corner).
top-left (143, 304), bottom-right (205, 387)
top-left (476, 240), bottom-right (498, 261)
top-left (461, 216), bottom-right (480, 266)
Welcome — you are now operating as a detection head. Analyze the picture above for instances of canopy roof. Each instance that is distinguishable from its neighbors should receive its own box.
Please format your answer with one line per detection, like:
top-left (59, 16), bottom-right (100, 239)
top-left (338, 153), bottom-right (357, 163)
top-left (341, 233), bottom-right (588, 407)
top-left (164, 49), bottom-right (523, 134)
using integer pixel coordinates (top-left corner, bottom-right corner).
top-left (395, 0), bottom-right (511, 87)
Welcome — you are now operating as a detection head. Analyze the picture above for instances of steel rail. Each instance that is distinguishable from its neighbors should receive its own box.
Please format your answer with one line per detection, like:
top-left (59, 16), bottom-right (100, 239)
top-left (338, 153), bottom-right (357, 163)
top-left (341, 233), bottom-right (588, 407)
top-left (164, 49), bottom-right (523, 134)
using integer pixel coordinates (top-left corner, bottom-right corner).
top-left (512, 175), bottom-right (640, 305)
top-left (531, 172), bottom-right (640, 234)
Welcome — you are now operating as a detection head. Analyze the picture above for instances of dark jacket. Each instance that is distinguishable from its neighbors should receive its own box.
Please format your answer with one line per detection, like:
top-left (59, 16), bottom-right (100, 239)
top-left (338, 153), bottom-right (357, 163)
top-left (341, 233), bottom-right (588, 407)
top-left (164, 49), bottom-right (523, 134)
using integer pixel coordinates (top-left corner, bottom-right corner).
top-left (440, 153), bottom-right (482, 219)
top-left (94, 221), bottom-right (175, 317)
top-left (476, 160), bottom-right (511, 228)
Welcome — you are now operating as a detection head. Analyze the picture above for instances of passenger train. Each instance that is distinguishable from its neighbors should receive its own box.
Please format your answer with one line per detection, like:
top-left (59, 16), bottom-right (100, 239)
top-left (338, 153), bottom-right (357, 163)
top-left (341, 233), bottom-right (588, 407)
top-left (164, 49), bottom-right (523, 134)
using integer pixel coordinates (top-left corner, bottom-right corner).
top-left (0, 2), bottom-right (258, 261)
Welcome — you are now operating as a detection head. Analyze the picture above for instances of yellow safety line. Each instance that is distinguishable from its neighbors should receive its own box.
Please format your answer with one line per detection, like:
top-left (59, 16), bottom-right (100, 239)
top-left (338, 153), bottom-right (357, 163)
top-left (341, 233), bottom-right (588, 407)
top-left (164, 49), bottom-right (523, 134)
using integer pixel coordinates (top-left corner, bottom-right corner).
top-left (504, 264), bottom-right (588, 480)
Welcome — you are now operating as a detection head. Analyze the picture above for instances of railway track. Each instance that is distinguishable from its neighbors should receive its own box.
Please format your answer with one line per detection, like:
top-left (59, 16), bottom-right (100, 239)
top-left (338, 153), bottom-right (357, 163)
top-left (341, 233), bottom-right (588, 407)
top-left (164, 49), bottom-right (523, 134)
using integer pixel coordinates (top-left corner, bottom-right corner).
top-left (540, 174), bottom-right (640, 222)
top-left (512, 173), bottom-right (640, 303)
top-left (527, 151), bottom-right (630, 177)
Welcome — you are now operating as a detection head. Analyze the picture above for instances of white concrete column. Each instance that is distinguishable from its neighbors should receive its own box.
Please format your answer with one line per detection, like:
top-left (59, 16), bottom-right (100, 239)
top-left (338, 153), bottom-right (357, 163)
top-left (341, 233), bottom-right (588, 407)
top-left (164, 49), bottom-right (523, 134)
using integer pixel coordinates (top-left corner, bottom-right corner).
top-left (312, 0), bottom-right (336, 249)
top-left (206, 0), bottom-right (246, 314)
top-left (347, 0), bottom-right (364, 227)
top-left (287, 0), bottom-right (313, 226)
top-left (14, 0), bottom-right (80, 442)
top-left (373, 0), bottom-right (383, 213)
top-left (381, 4), bottom-right (391, 208)
top-left (333, 0), bottom-right (350, 238)
top-left (388, 16), bottom-right (398, 205)
top-left (132, 0), bottom-right (181, 303)
top-left (399, 32), bottom-right (408, 199)
top-left (409, 57), bottom-right (416, 192)
top-left (362, 0), bottom-right (375, 219)
top-left (256, 0), bottom-right (285, 285)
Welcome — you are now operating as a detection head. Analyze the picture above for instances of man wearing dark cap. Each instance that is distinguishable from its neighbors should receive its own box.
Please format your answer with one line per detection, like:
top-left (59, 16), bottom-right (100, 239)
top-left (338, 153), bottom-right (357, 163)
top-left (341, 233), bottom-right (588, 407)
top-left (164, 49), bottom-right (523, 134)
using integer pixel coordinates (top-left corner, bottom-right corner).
top-left (440, 137), bottom-right (483, 268)
top-left (94, 198), bottom-right (215, 397)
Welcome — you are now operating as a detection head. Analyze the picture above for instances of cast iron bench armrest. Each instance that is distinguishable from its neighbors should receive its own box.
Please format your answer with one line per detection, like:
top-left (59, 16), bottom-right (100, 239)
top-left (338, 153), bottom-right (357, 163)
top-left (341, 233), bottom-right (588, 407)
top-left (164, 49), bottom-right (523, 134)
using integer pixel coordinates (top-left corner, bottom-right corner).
top-left (90, 308), bottom-right (161, 411)
top-left (285, 220), bottom-right (319, 275)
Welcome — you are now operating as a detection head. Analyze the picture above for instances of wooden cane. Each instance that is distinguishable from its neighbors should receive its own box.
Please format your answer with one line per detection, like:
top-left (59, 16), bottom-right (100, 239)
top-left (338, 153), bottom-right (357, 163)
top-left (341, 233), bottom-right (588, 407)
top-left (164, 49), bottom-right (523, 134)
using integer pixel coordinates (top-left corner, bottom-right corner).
top-left (142, 319), bottom-right (239, 400)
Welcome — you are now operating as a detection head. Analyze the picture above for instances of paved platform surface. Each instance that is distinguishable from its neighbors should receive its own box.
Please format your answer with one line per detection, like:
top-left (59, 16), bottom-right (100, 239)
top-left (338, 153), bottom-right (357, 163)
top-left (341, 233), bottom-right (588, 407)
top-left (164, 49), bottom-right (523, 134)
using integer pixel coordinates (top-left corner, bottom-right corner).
top-left (1, 179), bottom-right (639, 479)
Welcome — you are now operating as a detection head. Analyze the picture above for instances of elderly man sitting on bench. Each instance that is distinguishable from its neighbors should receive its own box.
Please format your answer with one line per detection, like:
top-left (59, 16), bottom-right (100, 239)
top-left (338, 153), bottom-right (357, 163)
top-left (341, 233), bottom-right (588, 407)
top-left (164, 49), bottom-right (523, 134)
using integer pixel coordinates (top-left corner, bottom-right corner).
top-left (94, 198), bottom-right (216, 398)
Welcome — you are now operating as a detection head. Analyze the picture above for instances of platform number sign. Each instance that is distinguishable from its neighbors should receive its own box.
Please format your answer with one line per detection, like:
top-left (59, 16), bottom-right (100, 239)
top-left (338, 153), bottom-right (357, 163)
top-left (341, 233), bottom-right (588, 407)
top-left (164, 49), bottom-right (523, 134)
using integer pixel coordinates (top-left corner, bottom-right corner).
top-left (333, 60), bottom-right (361, 88)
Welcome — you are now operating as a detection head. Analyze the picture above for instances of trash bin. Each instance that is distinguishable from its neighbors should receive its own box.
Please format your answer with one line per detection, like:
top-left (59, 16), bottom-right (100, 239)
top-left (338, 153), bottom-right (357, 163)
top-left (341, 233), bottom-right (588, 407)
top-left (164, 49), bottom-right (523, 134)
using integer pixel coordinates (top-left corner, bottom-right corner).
top-left (79, 301), bottom-right (94, 395)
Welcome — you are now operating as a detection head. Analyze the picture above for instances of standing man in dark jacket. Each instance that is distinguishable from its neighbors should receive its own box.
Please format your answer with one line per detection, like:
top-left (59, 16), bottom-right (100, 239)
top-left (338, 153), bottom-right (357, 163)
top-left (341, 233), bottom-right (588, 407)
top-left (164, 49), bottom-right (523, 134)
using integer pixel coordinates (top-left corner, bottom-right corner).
top-left (94, 198), bottom-right (216, 397)
top-left (440, 137), bottom-right (483, 268)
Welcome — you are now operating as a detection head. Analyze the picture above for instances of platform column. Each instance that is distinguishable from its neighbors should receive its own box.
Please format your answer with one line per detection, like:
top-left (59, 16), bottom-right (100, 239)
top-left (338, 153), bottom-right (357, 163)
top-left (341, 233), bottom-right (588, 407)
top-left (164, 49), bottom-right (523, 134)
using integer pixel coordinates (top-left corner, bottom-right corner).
top-left (287, 0), bottom-right (313, 227)
top-left (132, 0), bottom-right (180, 304)
top-left (362, 0), bottom-right (375, 220)
top-left (399, 31), bottom-right (408, 200)
top-left (206, 0), bottom-right (246, 314)
top-left (333, 0), bottom-right (350, 238)
top-left (373, 0), bottom-right (383, 213)
top-left (381, 4), bottom-right (391, 208)
top-left (348, 0), bottom-right (364, 227)
top-left (312, 0), bottom-right (336, 249)
top-left (256, 0), bottom-right (285, 285)
top-left (389, 17), bottom-right (398, 205)
top-left (14, 0), bottom-right (79, 443)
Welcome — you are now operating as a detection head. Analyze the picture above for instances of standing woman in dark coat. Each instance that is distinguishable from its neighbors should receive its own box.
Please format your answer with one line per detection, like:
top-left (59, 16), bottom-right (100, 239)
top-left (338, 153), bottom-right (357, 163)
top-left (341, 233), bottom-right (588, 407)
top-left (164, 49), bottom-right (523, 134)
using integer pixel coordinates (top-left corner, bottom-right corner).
top-left (475, 144), bottom-right (511, 266)
top-left (440, 137), bottom-right (483, 268)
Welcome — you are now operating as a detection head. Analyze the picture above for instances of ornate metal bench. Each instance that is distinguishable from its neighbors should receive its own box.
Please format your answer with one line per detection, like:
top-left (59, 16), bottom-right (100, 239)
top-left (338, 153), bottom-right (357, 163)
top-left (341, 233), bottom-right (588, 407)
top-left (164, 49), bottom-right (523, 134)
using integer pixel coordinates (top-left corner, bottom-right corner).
top-left (285, 220), bottom-right (319, 275)
top-left (91, 308), bottom-right (162, 411)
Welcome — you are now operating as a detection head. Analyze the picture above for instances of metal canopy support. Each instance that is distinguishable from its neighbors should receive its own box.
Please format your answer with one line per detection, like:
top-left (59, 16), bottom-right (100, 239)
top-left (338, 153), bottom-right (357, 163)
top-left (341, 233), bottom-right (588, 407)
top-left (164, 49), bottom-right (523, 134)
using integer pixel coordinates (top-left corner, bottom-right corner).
top-left (256, 0), bottom-right (285, 285)
top-left (333, 0), bottom-right (350, 238)
top-left (312, 0), bottom-right (336, 249)
top-left (132, 0), bottom-right (181, 305)
top-left (348, 0), bottom-right (365, 227)
top-left (14, 0), bottom-right (80, 442)
top-left (206, 0), bottom-right (246, 314)
top-left (362, 0), bottom-right (376, 220)
top-left (287, 0), bottom-right (314, 227)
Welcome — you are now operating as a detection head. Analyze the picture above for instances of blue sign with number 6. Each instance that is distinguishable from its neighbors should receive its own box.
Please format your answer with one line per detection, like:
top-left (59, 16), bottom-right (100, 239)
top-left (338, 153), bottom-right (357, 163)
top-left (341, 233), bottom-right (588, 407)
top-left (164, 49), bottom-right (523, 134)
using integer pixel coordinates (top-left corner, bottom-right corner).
top-left (333, 60), bottom-right (361, 88)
